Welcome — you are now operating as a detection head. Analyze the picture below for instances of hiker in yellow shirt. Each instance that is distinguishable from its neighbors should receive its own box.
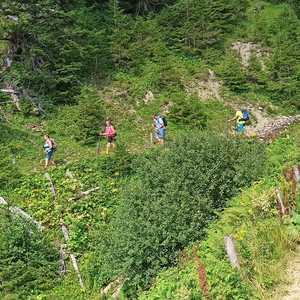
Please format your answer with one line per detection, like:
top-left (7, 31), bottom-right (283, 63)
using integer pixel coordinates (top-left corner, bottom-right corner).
top-left (228, 110), bottom-right (243, 124)
top-left (228, 109), bottom-right (248, 134)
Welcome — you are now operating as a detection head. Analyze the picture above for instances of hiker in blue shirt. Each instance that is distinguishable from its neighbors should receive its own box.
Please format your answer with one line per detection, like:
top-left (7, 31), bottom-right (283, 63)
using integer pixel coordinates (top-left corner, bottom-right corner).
top-left (153, 114), bottom-right (167, 144)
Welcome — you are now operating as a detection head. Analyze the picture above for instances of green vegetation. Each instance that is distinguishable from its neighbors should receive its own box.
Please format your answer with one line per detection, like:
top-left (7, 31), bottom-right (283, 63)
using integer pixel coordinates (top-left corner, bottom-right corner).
top-left (1, 0), bottom-right (300, 299)
top-left (0, 210), bottom-right (59, 299)
top-left (141, 133), bottom-right (300, 300)
top-left (93, 134), bottom-right (265, 296)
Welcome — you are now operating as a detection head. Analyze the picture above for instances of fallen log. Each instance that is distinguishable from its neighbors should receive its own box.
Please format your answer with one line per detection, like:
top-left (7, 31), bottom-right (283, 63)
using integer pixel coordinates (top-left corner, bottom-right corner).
top-left (75, 187), bottom-right (100, 200)
top-left (61, 223), bottom-right (84, 289)
top-left (0, 197), bottom-right (44, 230)
top-left (100, 277), bottom-right (124, 299)
top-left (59, 244), bottom-right (67, 276)
top-left (44, 172), bottom-right (57, 199)
top-left (2, 83), bottom-right (21, 111)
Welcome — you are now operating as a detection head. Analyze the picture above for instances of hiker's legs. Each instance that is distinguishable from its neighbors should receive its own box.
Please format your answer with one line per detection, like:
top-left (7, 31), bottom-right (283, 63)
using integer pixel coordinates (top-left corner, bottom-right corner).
top-left (236, 124), bottom-right (245, 135)
top-left (106, 143), bottom-right (110, 154)
top-left (106, 136), bottom-right (115, 154)
top-left (158, 128), bottom-right (166, 145)
top-left (45, 150), bottom-right (53, 167)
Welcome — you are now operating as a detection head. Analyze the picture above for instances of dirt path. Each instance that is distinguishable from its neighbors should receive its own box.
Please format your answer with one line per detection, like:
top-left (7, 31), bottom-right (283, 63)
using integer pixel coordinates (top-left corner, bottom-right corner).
top-left (227, 103), bottom-right (300, 140)
top-left (274, 245), bottom-right (300, 300)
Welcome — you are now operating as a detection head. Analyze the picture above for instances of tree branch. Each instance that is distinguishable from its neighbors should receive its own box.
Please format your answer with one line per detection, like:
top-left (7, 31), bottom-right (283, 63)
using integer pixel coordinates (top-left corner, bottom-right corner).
top-left (0, 197), bottom-right (44, 230)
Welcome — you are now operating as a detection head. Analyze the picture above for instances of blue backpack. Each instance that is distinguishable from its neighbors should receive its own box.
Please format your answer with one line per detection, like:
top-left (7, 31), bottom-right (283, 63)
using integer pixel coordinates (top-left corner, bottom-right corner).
top-left (242, 110), bottom-right (250, 121)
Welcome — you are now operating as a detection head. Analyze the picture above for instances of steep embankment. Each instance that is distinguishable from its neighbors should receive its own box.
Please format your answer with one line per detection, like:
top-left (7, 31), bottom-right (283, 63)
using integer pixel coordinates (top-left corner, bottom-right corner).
top-left (1, 0), bottom-right (300, 299)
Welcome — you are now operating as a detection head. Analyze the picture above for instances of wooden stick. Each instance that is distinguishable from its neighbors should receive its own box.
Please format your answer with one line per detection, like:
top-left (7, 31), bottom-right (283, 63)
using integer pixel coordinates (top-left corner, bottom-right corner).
top-left (275, 188), bottom-right (285, 216)
top-left (283, 185), bottom-right (290, 215)
top-left (224, 235), bottom-right (240, 269)
top-left (78, 187), bottom-right (100, 198)
top-left (293, 166), bottom-right (300, 183)
top-left (44, 172), bottom-right (56, 199)
top-left (96, 136), bottom-right (101, 155)
top-left (0, 197), bottom-right (44, 230)
top-left (59, 244), bottom-right (67, 276)
top-left (61, 223), bottom-right (84, 289)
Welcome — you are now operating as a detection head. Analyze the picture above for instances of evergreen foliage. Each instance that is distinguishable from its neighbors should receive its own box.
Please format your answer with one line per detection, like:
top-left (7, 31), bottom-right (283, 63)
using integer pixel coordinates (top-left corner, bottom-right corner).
top-left (74, 86), bottom-right (106, 144)
top-left (0, 210), bottom-right (59, 299)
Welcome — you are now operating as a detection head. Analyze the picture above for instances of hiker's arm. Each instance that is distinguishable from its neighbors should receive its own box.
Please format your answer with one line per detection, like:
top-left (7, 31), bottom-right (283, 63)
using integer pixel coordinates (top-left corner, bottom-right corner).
top-left (228, 116), bottom-right (236, 122)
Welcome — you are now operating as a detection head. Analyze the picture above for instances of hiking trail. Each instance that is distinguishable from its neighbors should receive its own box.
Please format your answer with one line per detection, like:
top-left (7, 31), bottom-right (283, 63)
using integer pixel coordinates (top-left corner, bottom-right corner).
top-left (274, 245), bottom-right (300, 300)
top-left (246, 107), bottom-right (300, 140)
top-left (226, 102), bottom-right (300, 140)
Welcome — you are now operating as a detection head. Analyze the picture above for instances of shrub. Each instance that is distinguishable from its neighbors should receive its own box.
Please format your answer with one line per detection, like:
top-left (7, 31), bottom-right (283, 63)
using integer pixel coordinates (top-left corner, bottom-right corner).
top-left (71, 86), bottom-right (106, 144)
top-left (0, 209), bottom-right (59, 298)
top-left (91, 132), bottom-right (266, 296)
top-left (169, 95), bottom-right (208, 129)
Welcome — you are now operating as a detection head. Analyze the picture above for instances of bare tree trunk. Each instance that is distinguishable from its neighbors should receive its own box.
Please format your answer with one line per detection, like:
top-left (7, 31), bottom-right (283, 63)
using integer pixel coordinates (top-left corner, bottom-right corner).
top-left (61, 223), bottom-right (84, 289)
top-left (275, 188), bottom-right (285, 216)
top-left (0, 197), bottom-right (44, 230)
top-left (2, 83), bottom-right (21, 111)
top-left (224, 235), bottom-right (240, 269)
top-left (44, 172), bottom-right (57, 200)
top-left (59, 244), bottom-right (67, 276)
top-left (101, 277), bottom-right (124, 299)
top-left (293, 166), bottom-right (300, 183)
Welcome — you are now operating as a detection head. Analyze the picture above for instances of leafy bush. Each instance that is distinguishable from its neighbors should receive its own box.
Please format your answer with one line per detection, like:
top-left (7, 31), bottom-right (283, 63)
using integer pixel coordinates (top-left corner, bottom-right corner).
top-left (90, 132), bottom-right (266, 296)
top-left (140, 180), bottom-right (295, 300)
top-left (0, 209), bottom-right (59, 299)
top-left (169, 94), bottom-right (208, 129)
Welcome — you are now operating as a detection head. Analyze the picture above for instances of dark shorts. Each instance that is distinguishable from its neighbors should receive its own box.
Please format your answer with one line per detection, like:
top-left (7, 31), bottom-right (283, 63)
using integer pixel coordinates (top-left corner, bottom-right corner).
top-left (107, 135), bottom-right (116, 143)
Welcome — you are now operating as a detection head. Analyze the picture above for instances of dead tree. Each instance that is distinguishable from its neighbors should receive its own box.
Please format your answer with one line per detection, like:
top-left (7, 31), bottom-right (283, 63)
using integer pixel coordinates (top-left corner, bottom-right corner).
top-left (44, 172), bottom-right (57, 200)
top-left (44, 172), bottom-right (101, 289)
top-left (1, 83), bottom-right (21, 111)
top-left (275, 188), bottom-right (285, 217)
top-left (224, 235), bottom-right (240, 269)
top-left (61, 223), bottom-right (84, 289)
top-left (0, 197), bottom-right (44, 230)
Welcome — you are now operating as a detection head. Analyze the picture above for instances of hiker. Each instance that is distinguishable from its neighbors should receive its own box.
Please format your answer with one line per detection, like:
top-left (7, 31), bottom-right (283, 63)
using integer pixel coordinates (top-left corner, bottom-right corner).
top-left (153, 114), bottom-right (167, 144)
top-left (101, 119), bottom-right (117, 154)
top-left (228, 108), bottom-right (250, 134)
top-left (43, 134), bottom-right (56, 167)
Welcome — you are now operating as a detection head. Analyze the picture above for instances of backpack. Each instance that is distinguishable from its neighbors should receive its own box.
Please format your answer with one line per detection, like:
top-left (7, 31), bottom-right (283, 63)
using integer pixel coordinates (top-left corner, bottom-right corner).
top-left (106, 125), bottom-right (116, 137)
top-left (242, 110), bottom-right (250, 121)
top-left (50, 138), bottom-right (57, 150)
top-left (160, 116), bottom-right (167, 127)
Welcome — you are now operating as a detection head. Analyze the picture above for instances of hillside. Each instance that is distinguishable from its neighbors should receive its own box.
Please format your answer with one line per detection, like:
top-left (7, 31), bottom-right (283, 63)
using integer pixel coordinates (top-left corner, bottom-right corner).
top-left (1, 1), bottom-right (300, 299)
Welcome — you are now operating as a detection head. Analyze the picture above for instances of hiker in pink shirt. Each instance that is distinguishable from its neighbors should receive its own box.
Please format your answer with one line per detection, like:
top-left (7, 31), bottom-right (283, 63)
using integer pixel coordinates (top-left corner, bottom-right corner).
top-left (101, 119), bottom-right (117, 154)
